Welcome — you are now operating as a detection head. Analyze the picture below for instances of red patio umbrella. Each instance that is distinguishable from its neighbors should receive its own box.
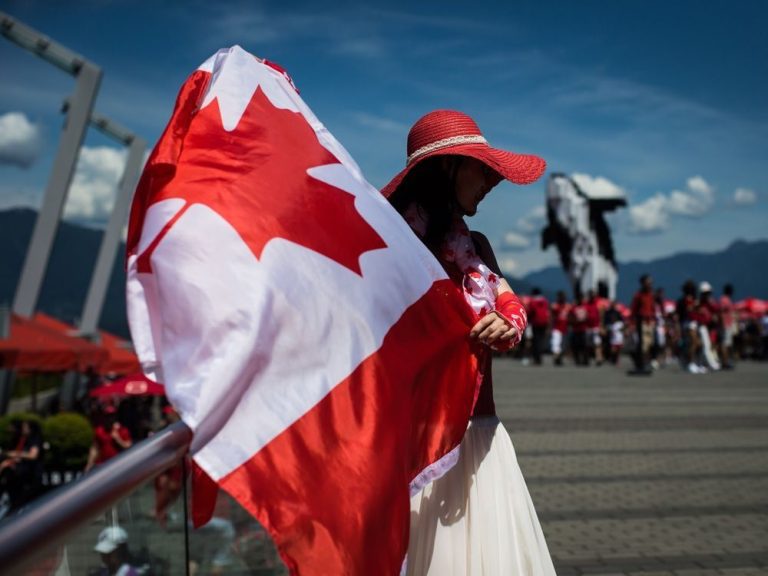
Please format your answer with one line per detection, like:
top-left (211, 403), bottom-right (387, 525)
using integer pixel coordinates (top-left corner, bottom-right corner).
top-left (33, 313), bottom-right (137, 374)
top-left (735, 298), bottom-right (767, 318)
top-left (34, 313), bottom-right (141, 376)
top-left (736, 298), bottom-right (767, 321)
top-left (0, 314), bottom-right (106, 372)
top-left (90, 373), bottom-right (165, 397)
top-left (97, 330), bottom-right (140, 375)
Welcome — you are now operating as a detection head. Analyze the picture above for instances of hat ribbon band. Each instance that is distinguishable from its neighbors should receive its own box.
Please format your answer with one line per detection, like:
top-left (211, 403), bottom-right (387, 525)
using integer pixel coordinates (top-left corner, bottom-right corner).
top-left (407, 135), bottom-right (488, 165)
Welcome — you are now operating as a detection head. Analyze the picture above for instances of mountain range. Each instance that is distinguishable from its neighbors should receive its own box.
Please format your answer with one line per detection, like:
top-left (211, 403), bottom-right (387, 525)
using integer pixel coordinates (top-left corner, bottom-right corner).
top-left (1, 208), bottom-right (766, 338)
top-left (1, 208), bottom-right (129, 336)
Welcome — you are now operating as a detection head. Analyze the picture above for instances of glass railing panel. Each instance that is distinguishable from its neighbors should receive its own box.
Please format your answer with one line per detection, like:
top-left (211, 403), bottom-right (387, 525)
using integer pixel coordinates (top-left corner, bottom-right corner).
top-left (14, 464), bottom-right (291, 575)
top-left (1, 418), bottom-right (288, 576)
top-left (10, 461), bottom-right (189, 576)
top-left (186, 488), bottom-right (288, 575)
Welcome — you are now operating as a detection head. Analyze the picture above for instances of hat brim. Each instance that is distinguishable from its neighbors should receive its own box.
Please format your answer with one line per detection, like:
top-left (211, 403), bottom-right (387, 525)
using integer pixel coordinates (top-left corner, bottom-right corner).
top-left (381, 143), bottom-right (546, 198)
top-left (94, 541), bottom-right (119, 554)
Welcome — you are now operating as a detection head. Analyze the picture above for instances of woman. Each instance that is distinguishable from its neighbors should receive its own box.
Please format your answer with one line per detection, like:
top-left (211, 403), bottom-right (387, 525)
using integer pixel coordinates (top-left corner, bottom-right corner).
top-left (676, 280), bottom-right (702, 373)
top-left (85, 405), bottom-right (133, 472)
top-left (0, 419), bottom-right (43, 513)
top-left (382, 110), bottom-right (556, 575)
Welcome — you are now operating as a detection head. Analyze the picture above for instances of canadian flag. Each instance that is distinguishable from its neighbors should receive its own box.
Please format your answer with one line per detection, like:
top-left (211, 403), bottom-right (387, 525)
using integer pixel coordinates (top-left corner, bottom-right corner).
top-left (126, 46), bottom-right (480, 575)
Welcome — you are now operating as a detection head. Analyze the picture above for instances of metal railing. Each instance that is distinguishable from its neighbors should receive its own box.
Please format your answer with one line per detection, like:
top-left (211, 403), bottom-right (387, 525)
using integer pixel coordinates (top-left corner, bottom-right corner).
top-left (0, 421), bottom-right (193, 574)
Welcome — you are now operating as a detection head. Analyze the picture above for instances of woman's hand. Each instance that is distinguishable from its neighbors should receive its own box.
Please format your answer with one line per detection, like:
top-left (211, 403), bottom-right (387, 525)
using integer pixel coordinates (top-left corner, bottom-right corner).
top-left (469, 312), bottom-right (518, 347)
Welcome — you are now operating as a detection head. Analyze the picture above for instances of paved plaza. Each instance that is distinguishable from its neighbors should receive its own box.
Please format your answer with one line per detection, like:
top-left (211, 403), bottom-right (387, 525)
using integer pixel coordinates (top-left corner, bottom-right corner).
top-left (494, 358), bottom-right (768, 576)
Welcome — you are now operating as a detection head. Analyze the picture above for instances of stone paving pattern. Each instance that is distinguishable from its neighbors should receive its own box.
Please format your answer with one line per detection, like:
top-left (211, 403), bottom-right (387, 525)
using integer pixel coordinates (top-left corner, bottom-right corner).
top-left (493, 359), bottom-right (768, 575)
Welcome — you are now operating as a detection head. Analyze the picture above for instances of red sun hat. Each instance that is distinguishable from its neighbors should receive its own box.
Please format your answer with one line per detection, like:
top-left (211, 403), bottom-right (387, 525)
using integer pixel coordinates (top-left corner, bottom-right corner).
top-left (381, 109), bottom-right (546, 198)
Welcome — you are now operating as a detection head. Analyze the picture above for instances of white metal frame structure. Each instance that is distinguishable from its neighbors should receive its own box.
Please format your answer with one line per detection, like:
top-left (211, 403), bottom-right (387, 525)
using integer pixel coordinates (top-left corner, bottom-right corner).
top-left (1, 11), bottom-right (103, 318)
top-left (1, 11), bottom-right (146, 412)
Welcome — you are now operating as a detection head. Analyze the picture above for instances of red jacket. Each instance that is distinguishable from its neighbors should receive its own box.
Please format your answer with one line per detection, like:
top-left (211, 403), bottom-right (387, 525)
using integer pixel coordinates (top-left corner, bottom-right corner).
top-left (551, 302), bottom-right (570, 332)
top-left (569, 303), bottom-right (589, 332)
top-left (631, 291), bottom-right (655, 320)
top-left (586, 299), bottom-right (601, 330)
top-left (528, 295), bottom-right (551, 328)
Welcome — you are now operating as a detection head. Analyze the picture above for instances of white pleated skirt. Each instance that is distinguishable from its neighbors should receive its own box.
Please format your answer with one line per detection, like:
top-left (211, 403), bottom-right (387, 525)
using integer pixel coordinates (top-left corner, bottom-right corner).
top-left (407, 416), bottom-right (556, 576)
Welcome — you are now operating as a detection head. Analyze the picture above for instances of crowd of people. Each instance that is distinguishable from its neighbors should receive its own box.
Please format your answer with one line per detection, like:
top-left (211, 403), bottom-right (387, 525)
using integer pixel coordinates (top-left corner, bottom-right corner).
top-left (513, 278), bottom-right (768, 374)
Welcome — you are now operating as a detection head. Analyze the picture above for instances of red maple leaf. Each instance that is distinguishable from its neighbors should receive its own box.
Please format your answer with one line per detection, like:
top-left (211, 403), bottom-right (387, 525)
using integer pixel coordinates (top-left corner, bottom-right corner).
top-left (138, 85), bottom-right (386, 275)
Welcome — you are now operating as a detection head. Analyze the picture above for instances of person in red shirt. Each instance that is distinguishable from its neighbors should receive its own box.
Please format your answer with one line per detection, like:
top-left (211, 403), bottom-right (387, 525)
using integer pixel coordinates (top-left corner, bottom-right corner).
top-left (569, 294), bottom-right (590, 366)
top-left (651, 288), bottom-right (673, 368)
top-left (585, 290), bottom-right (604, 366)
top-left (719, 283), bottom-right (737, 369)
top-left (527, 288), bottom-right (550, 366)
top-left (697, 281), bottom-right (721, 370)
top-left (697, 284), bottom-right (719, 332)
top-left (85, 405), bottom-right (133, 472)
top-left (550, 291), bottom-right (570, 366)
top-left (603, 301), bottom-right (625, 365)
top-left (630, 274), bottom-right (655, 374)
top-left (676, 279), bottom-right (702, 372)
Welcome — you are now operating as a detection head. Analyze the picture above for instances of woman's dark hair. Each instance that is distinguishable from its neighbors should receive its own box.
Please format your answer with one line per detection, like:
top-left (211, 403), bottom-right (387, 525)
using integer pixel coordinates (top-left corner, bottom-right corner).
top-left (388, 155), bottom-right (462, 254)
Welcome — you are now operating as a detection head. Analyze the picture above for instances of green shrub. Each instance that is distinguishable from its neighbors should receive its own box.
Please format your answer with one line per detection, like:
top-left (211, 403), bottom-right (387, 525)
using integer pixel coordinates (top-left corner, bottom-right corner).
top-left (42, 413), bottom-right (93, 470)
top-left (0, 412), bottom-right (45, 449)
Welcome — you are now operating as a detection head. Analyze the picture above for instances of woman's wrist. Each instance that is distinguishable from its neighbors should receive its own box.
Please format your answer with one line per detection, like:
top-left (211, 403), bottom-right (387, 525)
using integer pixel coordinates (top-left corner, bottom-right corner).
top-left (494, 291), bottom-right (528, 347)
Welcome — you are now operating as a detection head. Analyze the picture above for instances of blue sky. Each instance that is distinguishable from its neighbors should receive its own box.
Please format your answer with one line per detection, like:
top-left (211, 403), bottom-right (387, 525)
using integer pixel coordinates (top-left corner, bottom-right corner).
top-left (1, 0), bottom-right (766, 276)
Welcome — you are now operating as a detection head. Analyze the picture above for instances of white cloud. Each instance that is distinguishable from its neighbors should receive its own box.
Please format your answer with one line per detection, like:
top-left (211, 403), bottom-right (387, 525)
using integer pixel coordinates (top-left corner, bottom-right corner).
top-left (733, 187), bottom-right (757, 205)
top-left (497, 256), bottom-right (519, 276)
top-left (571, 173), bottom-right (626, 200)
top-left (501, 231), bottom-right (531, 250)
top-left (629, 194), bottom-right (670, 233)
top-left (667, 175), bottom-right (714, 216)
top-left (63, 146), bottom-right (127, 221)
top-left (0, 112), bottom-right (43, 168)
top-left (0, 183), bottom-right (41, 210)
top-left (516, 205), bottom-right (546, 235)
top-left (629, 176), bottom-right (715, 234)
